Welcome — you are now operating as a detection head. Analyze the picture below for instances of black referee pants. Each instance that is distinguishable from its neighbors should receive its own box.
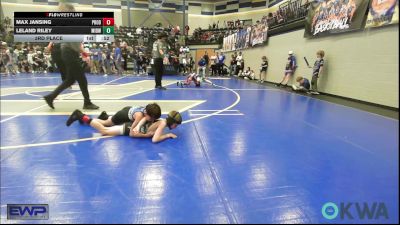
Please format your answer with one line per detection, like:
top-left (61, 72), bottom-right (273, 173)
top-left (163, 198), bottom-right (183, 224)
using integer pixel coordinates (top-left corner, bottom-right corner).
top-left (153, 58), bottom-right (163, 87)
top-left (46, 47), bottom-right (92, 104)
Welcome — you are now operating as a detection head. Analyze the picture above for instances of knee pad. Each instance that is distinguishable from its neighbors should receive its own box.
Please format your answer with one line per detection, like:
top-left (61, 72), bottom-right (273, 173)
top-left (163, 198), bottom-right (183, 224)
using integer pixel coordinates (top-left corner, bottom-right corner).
top-left (122, 122), bottom-right (133, 136)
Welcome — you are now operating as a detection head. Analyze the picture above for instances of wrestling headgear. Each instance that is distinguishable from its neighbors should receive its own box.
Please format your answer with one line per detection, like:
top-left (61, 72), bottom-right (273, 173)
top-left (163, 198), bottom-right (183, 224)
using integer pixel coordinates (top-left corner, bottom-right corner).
top-left (166, 111), bottom-right (182, 129)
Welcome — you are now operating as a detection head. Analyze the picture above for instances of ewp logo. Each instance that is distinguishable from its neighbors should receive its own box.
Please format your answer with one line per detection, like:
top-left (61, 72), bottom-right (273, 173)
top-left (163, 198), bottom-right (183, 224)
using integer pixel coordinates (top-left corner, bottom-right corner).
top-left (322, 202), bottom-right (389, 220)
top-left (7, 204), bottom-right (49, 220)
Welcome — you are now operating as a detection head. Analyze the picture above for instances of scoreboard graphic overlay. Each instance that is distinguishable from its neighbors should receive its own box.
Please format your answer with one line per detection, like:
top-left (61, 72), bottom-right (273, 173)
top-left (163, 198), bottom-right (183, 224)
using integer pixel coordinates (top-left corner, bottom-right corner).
top-left (14, 12), bottom-right (114, 43)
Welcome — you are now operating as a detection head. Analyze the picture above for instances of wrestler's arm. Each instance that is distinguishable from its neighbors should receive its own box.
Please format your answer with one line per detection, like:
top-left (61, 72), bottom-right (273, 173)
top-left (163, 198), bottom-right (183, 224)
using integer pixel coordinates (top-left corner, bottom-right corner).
top-left (152, 120), bottom-right (177, 143)
top-left (129, 112), bottom-right (144, 135)
top-left (130, 116), bottom-right (146, 136)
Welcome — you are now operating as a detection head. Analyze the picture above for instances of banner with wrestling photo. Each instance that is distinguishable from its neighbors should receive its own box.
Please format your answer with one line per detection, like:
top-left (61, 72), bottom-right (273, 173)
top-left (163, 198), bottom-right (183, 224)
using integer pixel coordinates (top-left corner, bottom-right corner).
top-left (304, 0), bottom-right (370, 38)
top-left (250, 22), bottom-right (268, 46)
top-left (235, 29), bottom-right (249, 50)
top-left (366, 0), bottom-right (398, 28)
top-left (245, 26), bottom-right (252, 49)
top-left (223, 36), bottom-right (228, 51)
top-left (232, 33), bottom-right (238, 51)
top-left (223, 33), bottom-right (234, 51)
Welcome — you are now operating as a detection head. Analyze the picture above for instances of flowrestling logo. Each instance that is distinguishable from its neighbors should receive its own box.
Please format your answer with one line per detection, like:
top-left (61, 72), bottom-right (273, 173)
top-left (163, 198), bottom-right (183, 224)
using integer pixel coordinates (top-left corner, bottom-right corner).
top-left (322, 202), bottom-right (389, 220)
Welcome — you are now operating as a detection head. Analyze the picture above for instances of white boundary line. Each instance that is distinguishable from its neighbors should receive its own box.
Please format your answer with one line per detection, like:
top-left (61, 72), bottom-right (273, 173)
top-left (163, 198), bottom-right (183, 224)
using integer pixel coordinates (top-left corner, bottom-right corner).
top-left (182, 84), bottom-right (240, 124)
top-left (1, 86), bottom-right (55, 97)
top-left (208, 77), bottom-right (231, 80)
top-left (28, 80), bottom-right (177, 100)
top-left (58, 76), bottom-right (127, 100)
top-left (167, 88), bottom-right (280, 91)
top-left (190, 110), bottom-right (240, 112)
top-left (177, 101), bottom-right (206, 114)
top-left (0, 100), bottom-right (208, 150)
top-left (0, 84), bottom-right (239, 149)
top-left (190, 113), bottom-right (244, 116)
top-left (1, 100), bottom-right (206, 116)
top-left (116, 80), bottom-right (178, 99)
top-left (1, 100), bottom-right (206, 115)
top-left (0, 77), bottom-right (60, 81)
top-left (25, 89), bottom-right (48, 97)
top-left (274, 88), bottom-right (399, 122)
top-left (0, 136), bottom-right (112, 151)
top-left (1, 99), bottom-right (205, 103)
top-left (0, 104), bottom-right (48, 123)
top-left (2, 77), bottom-right (397, 150)
top-left (0, 77), bottom-right (125, 124)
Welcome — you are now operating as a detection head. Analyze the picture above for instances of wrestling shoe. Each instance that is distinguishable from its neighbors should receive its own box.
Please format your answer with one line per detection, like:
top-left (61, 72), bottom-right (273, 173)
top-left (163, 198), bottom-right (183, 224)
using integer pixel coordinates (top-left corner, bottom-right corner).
top-left (98, 111), bottom-right (109, 120)
top-left (66, 109), bottom-right (84, 126)
top-left (83, 103), bottom-right (99, 110)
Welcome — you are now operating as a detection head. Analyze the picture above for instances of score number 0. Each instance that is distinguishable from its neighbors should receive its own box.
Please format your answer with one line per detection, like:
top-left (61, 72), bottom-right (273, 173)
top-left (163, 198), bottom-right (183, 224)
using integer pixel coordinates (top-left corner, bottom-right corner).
top-left (103, 18), bottom-right (114, 26)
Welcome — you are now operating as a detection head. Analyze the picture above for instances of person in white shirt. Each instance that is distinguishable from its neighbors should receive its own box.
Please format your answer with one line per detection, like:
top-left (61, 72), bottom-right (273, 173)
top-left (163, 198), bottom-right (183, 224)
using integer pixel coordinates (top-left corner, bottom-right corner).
top-left (27, 50), bottom-right (37, 73)
top-left (239, 67), bottom-right (254, 80)
top-left (236, 51), bottom-right (244, 75)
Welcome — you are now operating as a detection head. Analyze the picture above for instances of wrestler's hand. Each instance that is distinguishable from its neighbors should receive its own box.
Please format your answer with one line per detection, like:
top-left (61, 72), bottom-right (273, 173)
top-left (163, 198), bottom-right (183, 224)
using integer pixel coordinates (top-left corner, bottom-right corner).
top-left (168, 133), bottom-right (177, 139)
top-left (132, 128), bottom-right (139, 134)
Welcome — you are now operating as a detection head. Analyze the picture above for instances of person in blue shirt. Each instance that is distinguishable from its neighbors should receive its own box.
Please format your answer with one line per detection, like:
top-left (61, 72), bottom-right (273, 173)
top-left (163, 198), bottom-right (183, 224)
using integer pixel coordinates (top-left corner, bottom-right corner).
top-left (90, 44), bottom-right (100, 74)
top-left (217, 52), bottom-right (226, 76)
top-left (113, 42), bottom-right (123, 75)
top-left (104, 46), bottom-right (113, 75)
top-left (308, 50), bottom-right (325, 95)
top-left (197, 56), bottom-right (207, 78)
top-left (277, 50), bottom-right (297, 87)
top-left (292, 76), bottom-right (310, 93)
top-left (98, 44), bottom-right (106, 75)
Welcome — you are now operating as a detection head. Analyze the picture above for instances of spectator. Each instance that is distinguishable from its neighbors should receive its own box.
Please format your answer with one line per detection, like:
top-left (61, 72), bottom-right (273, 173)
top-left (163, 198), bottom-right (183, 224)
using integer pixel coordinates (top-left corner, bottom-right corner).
top-left (187, 55), bottom-right (194, 73)
top-left (113, 42), bottom-right (123, 75)
top-left (121, 42), bottom-right (129, 74)
top-left (4, 48), bottom-right (17, 76)
top-left (136, 53), bottom-right (144, 75)
top-left (217, 52), bottom-right (226, 76)
top-left (239, 67), bottom-right (255, 80)
top-left (210, 53), bottom-right (218, 76)
top-left (258, 56), bottom-right (269, 83)
top-left (104, 45), bottom-right (113, 75)
top-left (98, 44), bottom-right (107, 76)
top-left (236, 52), bottom-right (244, 75)
top-left (91, 43), bottom-right (100, 74)
top-left (309, 50), bottom-right (325, 95)
top-left (229, 54), bottom-right (237, 76)
top-left (197, 56), bottom-right (207, 78)
top-left (292, 76), bottom-right (311, 93)
top-left (184, 25), bottom-right (190, 36)
top-left (276, 50), bottom-right (297, 87)
top-left (203, 51), bottom-right (210, 76)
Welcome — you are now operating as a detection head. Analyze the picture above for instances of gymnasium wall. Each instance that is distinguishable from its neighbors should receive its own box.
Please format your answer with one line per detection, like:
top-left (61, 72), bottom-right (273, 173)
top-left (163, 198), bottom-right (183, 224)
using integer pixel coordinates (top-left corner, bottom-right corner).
top-left (220, 26), bottom-right (399, 108)
top-left (184, 0), bottom-right (398, 108)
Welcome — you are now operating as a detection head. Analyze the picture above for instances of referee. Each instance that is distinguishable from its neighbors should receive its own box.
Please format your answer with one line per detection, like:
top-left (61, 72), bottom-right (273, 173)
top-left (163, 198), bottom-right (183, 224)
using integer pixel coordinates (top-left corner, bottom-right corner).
top-left (44, 3), bottom-right (98, 110)
top-left (152, 33), bottom-right (168, 90)
top-left (48, 42), bottom-right (66, 82)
